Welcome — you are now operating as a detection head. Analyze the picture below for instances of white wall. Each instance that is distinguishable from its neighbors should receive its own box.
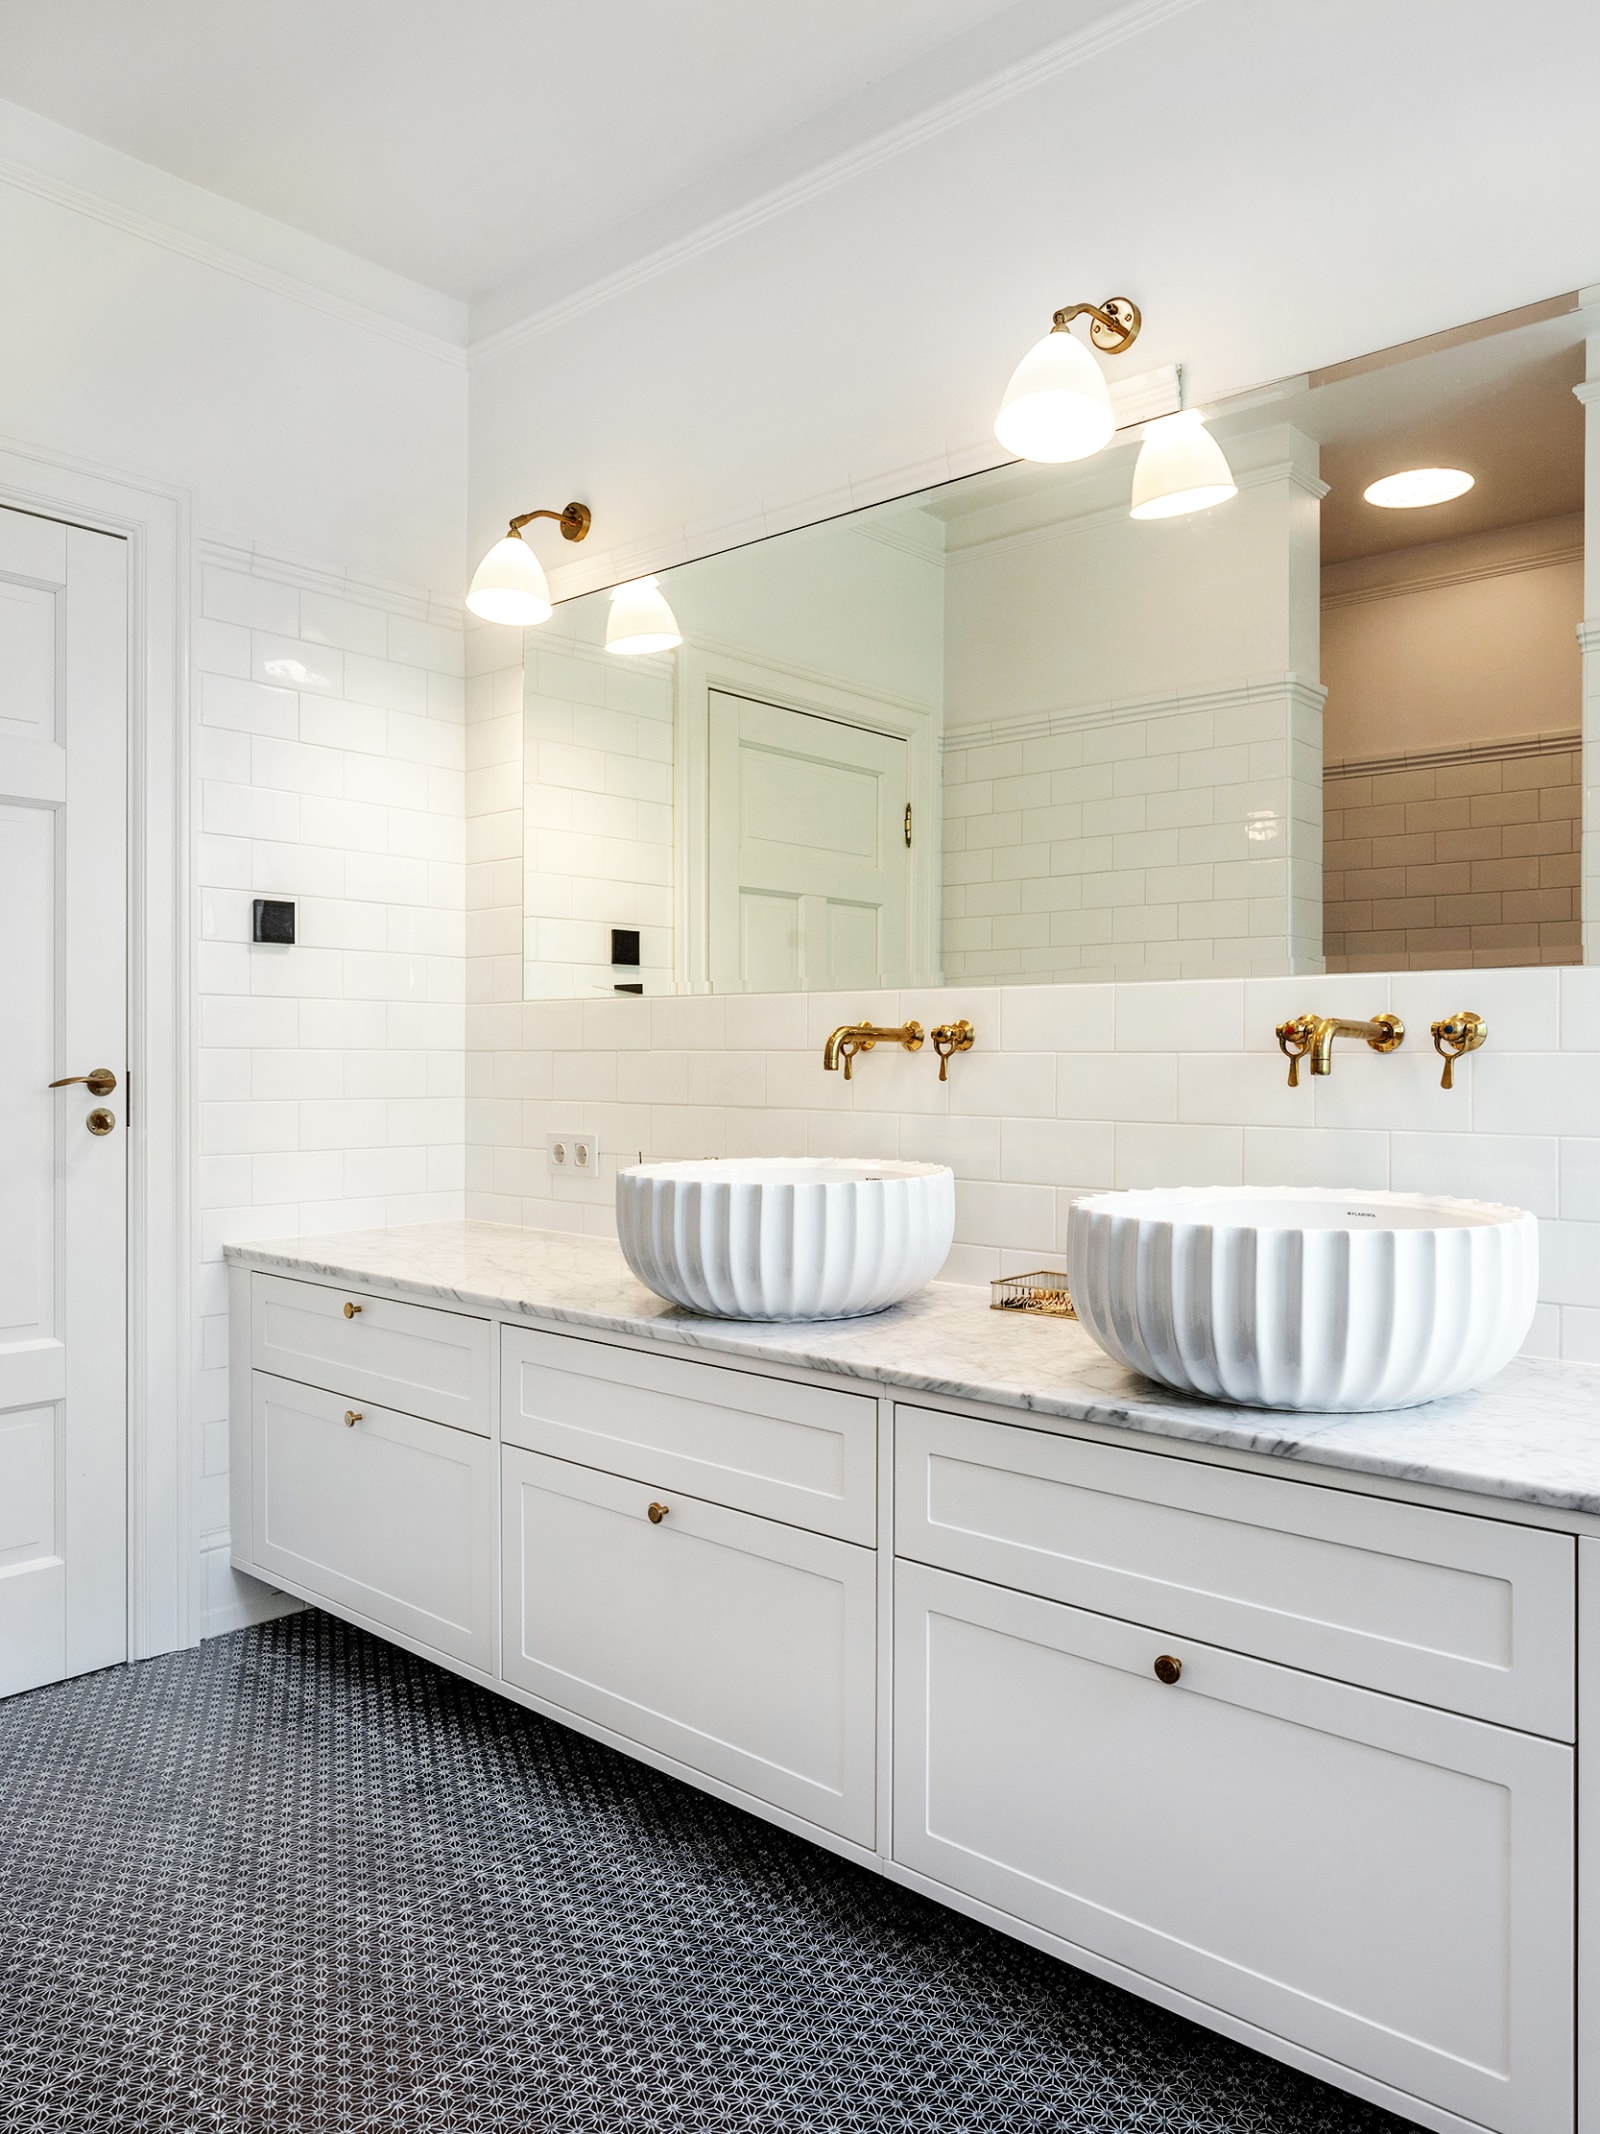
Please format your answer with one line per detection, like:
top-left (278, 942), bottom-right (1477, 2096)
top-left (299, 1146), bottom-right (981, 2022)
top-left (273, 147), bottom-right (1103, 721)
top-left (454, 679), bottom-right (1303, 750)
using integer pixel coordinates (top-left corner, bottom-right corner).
top-left (469, 0), bottom-right (1600, 598)
top-left (0, 110), bottom-right (470, 1642)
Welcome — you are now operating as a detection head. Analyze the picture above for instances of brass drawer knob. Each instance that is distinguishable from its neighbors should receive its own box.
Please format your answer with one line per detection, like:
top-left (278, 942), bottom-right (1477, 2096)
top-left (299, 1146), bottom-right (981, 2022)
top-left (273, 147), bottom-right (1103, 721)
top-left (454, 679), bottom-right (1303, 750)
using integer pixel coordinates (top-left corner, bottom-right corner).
top-left (343, 1301), bottom-right (362, 1318)
top-left (1153, 1654), bottom-right (1182, 1685)
top-left (647, 1502), bottom-right (669, 1524)
top-left (344, 1411), bottom-right (362, 1428)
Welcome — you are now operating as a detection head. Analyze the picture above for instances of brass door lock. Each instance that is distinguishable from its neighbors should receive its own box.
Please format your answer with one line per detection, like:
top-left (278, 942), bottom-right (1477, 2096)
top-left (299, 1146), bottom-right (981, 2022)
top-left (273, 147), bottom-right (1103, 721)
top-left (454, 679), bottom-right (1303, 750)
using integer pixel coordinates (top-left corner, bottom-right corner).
top-left (86, 1108), bottom-right (116, 1136)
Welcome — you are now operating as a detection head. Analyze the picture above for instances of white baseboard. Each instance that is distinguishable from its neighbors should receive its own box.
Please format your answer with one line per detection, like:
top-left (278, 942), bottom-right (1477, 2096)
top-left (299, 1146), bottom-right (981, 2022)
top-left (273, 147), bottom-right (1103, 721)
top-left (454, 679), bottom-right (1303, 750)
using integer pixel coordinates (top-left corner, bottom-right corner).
top-left (199, 1539), bottom-right (305, 1640)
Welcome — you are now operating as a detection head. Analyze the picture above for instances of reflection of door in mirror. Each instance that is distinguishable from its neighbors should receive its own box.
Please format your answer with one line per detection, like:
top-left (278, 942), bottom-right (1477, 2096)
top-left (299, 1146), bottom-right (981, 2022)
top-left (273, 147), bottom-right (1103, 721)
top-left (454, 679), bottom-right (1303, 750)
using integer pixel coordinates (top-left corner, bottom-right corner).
top-left (707, 692), bottom-right (910, 991)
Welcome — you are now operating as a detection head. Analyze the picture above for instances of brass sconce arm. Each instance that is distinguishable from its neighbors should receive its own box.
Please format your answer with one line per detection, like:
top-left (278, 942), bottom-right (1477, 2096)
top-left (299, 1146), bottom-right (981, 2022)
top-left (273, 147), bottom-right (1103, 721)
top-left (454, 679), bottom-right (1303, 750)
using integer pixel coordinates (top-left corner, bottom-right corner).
top-left (1050, 297), bottom-right (1142, 353)
top-left (822, 1021), bottom-right (925, 1081)
top-left (1430, 1011), bottom-right (1487, 1090)
top-left (505, 502), bottom-right (592, 542)
top-left (1275, 1012), bottom-right (1404, 1087)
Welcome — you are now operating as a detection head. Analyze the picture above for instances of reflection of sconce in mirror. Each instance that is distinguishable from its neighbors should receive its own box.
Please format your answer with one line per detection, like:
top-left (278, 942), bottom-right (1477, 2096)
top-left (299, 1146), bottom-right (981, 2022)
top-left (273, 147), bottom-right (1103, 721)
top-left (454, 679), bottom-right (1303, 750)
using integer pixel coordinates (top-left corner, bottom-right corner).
top-left (466, 502), bottom-right (592, 626)
top-left (994, 297), bottom-right (1237, 520)
top-left (1130, 409), bottom-right (1239, 519)
top-left (605, 576), bottom-right (682, 656)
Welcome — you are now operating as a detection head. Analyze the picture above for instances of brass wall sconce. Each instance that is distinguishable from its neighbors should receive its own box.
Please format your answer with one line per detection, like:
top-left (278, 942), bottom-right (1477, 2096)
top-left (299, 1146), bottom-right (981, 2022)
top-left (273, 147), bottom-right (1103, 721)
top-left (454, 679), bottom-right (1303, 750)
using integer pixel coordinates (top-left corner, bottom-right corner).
top-left (822, 1020), bottom-right (924, 1081)
top-left (993, 292), bottom-right (1238, 516)
top-left (1276, 1012), bottom-right (1405, 1087)
top-left (1430, 1011), bottom-right (1487, 1089)
top-left (931, 1021), bottom-right (975, 1081)
top-left (466, 501), bottom-right (592, 626)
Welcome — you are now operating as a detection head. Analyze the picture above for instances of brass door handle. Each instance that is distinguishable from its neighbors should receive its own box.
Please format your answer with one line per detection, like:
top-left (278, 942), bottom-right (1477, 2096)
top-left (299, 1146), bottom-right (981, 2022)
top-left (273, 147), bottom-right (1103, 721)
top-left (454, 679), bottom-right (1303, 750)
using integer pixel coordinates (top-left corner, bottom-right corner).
top-left (1153, 1654), bottom-right (1182, 1685)
top-left (647, 1502), bottom-right (669, 1524)
top-left (344, 1411), bottom-right (362, 1428)
top-left (343, 1302), bottom-right (362, 1318)
top-left (50, 1068), bottom-right (117, 1096)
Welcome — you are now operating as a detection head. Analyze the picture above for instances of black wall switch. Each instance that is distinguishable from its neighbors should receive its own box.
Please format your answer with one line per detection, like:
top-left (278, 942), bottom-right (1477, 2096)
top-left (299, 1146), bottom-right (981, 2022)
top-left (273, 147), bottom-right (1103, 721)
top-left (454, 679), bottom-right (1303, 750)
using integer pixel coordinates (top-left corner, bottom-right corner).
top-left (253, 898), bottom-right (296, 944)
top-left (610, 927), bottom-right (641, 967)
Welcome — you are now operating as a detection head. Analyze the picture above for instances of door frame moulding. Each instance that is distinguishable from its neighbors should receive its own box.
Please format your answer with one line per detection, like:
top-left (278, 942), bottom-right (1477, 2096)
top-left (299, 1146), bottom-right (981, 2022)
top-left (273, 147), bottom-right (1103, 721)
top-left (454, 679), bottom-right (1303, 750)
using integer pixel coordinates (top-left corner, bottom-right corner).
top-left (0, 433), bottom-right (192, 1663)
top-left (674, 635), bottom-right (941, 993)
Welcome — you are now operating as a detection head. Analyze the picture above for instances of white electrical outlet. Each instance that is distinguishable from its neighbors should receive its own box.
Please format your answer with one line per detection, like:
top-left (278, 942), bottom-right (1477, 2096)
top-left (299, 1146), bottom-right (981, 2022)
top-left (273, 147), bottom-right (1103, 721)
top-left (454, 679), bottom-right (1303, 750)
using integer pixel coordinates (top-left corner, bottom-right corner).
top-left (572, 1132), bottom-right (600, 1173)
top-left (547, 1132), bottom-right (575, 1170)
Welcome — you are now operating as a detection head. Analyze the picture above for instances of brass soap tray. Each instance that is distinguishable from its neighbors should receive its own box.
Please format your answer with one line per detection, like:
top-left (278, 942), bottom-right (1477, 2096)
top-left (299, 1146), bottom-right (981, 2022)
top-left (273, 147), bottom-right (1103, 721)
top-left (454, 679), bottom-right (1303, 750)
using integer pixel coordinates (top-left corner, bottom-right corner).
top-left (990, 1271), bottom-right (1077, 1319)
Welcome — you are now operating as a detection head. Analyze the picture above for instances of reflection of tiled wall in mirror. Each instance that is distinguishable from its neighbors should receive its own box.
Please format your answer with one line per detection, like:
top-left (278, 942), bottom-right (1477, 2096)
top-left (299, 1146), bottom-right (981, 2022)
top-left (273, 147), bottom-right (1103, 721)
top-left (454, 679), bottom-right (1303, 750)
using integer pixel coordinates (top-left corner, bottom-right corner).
top-left (938, 424), bottom-right (1324, 984)
top-left (522, 633), bottom-right (674, 1000)
top-left (1321, 512), bottom-right (1583, 971)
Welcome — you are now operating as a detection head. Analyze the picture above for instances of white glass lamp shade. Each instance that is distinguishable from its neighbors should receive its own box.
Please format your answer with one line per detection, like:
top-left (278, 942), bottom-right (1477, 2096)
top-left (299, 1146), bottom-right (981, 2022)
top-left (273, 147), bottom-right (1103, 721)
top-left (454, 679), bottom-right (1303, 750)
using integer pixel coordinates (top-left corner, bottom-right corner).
top-left (1129, 410), bottom-right (1238, 519)
top-left (605, 576), bottom-right (682, 655)
top-left (993, 328), bottom-right (1116, 463)
top-left (465, 533), bottom-right (553, 625)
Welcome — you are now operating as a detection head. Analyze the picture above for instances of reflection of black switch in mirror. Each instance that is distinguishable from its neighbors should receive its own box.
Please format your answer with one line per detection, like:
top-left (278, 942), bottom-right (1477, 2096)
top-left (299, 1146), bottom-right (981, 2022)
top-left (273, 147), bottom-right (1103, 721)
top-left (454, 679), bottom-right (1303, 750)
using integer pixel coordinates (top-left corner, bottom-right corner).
top-left (253, 898), bottom-right (296, 945)
top-left (610, 928), bottom-right (641, 967)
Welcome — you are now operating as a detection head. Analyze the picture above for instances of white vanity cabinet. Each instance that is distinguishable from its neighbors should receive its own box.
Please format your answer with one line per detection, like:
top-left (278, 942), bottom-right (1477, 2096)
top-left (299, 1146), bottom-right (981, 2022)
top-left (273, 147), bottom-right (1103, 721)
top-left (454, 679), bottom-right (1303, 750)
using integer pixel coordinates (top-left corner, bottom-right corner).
top-left (229, 1247), bottom-right (1599, 2134)
top-left (892, 1406), bottom-right (1576, 2134)
top-left (499, 1324), bottom-right (880, 1843)
top-left (249, 1372), bottom-right (496, 1669)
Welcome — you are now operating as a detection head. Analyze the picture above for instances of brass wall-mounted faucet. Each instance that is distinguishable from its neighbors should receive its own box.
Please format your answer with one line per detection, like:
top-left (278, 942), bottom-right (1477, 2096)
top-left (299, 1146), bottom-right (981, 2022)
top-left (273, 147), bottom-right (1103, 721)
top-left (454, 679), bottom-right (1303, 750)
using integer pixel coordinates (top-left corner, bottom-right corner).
top-left (822, 1020), bottom-right (924, 1080)
top-left (1276, 1012), bottom-right (1404, 1087)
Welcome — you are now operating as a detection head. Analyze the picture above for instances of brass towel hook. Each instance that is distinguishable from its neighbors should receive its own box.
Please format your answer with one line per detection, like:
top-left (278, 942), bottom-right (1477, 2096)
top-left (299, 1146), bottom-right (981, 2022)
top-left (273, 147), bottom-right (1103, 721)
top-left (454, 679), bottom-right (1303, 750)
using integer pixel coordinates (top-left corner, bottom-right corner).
top-left (1430, 1011), bottom-right (1487, 1090)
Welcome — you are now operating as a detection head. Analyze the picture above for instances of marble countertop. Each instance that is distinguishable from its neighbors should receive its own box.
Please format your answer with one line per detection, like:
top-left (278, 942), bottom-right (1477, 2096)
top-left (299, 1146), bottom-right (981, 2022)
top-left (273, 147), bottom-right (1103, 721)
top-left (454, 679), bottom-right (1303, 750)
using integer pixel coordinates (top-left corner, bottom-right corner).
top-left (227, 1220), bottom-right (1600, 1518)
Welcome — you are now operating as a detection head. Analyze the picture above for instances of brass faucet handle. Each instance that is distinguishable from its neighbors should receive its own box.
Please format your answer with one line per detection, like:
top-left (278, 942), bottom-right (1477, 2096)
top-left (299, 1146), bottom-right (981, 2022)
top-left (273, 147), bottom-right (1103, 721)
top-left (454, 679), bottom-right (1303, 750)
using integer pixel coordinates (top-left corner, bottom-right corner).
top-left (1275, 1016), bottom-right (1315, 1088)
top-left (931, 1020), bottom-right (975, 1081)
top-left (1430, 1010), bottom-right (1487, 1091)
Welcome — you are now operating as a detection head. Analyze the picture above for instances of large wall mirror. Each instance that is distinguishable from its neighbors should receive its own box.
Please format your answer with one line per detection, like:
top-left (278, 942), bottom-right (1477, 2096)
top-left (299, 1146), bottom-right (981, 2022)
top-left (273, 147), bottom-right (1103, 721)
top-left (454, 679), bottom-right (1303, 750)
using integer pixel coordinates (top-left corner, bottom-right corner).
top-left (523, 292), bottom-right (1591, 998)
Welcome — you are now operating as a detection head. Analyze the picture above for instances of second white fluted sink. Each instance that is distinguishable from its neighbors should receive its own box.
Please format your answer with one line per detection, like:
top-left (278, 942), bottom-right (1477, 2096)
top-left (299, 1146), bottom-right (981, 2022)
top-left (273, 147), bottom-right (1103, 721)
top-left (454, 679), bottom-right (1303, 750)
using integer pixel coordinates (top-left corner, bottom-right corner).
top-left (1066, 1185), bottom-right (1538, 1412)
top-left (617, 1157), bottom-right (954, 1321)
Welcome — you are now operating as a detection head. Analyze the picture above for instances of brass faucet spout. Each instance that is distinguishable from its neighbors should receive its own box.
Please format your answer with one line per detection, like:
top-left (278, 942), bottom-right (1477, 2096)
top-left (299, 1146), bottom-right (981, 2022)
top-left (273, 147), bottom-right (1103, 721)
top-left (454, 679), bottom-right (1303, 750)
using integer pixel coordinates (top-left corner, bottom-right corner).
top-left (821, 1020), bottom-right (925, 1081)
top-left (1276, 1012), bottom-right (1404, 1087)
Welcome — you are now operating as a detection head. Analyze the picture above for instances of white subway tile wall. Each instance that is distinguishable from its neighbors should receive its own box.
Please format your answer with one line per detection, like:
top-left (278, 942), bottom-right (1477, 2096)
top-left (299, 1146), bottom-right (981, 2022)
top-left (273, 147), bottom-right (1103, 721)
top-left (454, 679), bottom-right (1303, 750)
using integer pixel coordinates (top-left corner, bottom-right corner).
top-left (940, 680), bottom-right (1323, 983)
top-left (197, 557), bottom-right (467, 1630)
top-left (469, 645), bottom-right (1600, 1361)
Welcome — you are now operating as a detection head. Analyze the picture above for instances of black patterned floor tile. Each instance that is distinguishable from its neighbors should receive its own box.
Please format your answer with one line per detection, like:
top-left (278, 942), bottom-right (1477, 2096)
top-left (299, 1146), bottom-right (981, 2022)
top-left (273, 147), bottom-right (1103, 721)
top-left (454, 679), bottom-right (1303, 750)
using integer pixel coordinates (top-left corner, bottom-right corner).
top-left (0, 1612), bottom-right (1412, 2134)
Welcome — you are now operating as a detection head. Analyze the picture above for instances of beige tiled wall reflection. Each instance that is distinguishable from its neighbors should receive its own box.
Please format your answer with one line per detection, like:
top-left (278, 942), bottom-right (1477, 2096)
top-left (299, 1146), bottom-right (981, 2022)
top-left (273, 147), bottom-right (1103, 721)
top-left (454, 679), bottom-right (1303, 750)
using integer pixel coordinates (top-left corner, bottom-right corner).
top-left (1324, 741), bottom-right (1580, 971)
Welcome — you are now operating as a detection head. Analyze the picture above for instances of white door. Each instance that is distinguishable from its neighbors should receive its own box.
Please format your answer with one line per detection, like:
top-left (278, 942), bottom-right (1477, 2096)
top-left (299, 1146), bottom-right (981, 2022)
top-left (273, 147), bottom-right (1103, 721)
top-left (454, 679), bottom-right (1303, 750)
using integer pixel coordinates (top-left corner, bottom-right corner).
top-left (0, 505), bottom-right (128, 1697)
top-left (894, 1560), bottom-right (1572, 2134)
top-left (707, 690), bottom-right (910, 990)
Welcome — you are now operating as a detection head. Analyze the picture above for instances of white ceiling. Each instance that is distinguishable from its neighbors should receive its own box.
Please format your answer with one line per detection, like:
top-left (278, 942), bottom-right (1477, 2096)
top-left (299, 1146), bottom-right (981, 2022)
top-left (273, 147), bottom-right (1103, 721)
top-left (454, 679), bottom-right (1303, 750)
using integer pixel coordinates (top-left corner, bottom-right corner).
top-left (0, 0), bottom-right (1067, 305)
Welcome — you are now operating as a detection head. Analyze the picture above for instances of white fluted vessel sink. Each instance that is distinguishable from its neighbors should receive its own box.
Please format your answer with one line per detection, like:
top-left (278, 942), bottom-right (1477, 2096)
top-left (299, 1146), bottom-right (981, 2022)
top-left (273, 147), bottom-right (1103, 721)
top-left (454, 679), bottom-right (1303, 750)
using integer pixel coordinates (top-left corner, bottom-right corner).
top-left (1066, 1186), bottom-right (1538, 1412)
top-left (617, 1157), bottom-right (954, 1321)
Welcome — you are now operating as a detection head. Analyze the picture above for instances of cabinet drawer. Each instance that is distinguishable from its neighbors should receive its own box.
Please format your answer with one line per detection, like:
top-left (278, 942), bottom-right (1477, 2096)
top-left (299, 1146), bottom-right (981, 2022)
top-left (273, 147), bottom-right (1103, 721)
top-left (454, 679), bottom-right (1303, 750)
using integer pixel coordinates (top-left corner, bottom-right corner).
top-left (894, 1560), bottom-right (1571, 2134)
top-left (501, 1326), bottom-right (876, 1542)
top-left (249, 1372), bottom-right (494, 1670)
top-left (501, 1445), bottom-right (875, 1844)
top-left (251, 1273), bottom-right (491, 1435)
top-left (895, 1405), bottom-right (1574, 1737)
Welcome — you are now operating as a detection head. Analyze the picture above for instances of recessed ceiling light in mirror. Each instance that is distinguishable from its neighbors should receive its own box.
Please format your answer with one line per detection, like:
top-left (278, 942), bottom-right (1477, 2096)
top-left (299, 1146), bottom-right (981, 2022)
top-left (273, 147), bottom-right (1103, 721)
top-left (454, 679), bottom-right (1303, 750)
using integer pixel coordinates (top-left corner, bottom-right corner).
top-left (1362, 466), bottom-right (1476, 509)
